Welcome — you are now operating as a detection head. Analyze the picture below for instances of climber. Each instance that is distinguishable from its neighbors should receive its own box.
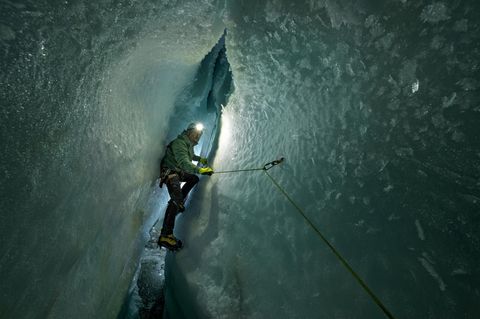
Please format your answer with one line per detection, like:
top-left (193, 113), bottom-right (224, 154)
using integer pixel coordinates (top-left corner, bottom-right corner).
top-left (157, 122), bottom-right (214, 251)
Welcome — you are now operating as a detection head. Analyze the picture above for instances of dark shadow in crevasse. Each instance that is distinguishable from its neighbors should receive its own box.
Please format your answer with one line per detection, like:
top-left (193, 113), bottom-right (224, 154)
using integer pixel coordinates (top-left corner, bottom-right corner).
top-left (117, 29), bottom-right (234, 319)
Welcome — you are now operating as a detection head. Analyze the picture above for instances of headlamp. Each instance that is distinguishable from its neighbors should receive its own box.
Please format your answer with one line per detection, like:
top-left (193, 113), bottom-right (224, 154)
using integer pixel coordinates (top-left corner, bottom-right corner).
top-left (195, 123), bottom-right (204, 131)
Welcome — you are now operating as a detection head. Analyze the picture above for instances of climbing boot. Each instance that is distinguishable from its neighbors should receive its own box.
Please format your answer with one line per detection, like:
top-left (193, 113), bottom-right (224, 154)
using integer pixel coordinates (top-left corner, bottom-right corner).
top-left (158, 234), bottom-right (183, 251)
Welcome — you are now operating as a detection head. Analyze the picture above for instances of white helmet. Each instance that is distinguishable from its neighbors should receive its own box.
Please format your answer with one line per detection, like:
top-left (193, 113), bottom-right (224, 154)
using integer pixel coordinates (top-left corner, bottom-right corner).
top-left (186, 122), bottom-right (204, 132)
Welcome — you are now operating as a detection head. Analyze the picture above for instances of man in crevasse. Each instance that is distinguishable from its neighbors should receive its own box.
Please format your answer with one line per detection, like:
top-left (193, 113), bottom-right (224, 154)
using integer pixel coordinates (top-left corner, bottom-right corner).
top-left (158, 122), bottom-right (214, 250)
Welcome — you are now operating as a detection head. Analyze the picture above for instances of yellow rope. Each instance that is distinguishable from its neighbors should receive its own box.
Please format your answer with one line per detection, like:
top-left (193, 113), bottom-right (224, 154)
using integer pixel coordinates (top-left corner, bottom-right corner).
top-left (213, 159), bottom-right (396, 318)
top-left (263, 170), bottom-right (396, 319)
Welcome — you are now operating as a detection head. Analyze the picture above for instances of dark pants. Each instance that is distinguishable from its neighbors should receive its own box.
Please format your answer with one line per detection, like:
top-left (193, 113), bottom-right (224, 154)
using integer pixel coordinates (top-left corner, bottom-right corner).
top-left (161, 171), bottom-right (199, 235)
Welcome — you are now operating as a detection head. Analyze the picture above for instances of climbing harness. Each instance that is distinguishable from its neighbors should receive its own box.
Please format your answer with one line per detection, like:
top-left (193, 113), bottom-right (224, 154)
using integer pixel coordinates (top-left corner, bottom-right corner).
top-left (159, 168), bottom-right (178, 188)
top-left (214, 157), bottom-right (396, 319)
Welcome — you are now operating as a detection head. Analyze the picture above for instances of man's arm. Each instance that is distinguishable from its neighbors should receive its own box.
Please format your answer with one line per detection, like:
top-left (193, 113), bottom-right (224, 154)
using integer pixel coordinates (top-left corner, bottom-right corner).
top-left (193, 154), bottom-right (208, 165)
top-left (171, 139), bottom-right (199, 174)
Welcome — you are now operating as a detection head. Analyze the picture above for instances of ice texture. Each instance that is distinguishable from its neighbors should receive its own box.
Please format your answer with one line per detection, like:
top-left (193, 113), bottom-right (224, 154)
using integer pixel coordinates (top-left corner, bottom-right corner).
top-left (0, 1), bottom-right (225, 318)
top-left (420, 2), bottom-right (450, 23)
top-left (169, 1), bottom-right (480, 318)
top-left (1, 0), bottom-right (480, 319)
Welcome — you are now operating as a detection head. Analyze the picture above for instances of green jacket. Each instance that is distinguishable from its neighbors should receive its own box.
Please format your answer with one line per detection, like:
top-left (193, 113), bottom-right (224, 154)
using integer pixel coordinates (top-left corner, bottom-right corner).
top-left (161, 132), bottom-right (201, 174)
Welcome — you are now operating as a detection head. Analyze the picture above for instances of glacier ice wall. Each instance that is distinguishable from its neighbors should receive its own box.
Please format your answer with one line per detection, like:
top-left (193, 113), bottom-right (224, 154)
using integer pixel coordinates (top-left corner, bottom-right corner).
top-left (1, 0), bottom-right (479, 319)
top-left (170, 1), bottom-right (480, 319)
top-left (0, 1), bottom-right (224, 318)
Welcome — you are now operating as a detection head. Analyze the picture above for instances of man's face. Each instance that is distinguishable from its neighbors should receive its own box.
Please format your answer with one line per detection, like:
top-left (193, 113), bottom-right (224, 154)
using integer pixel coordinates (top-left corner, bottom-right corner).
top-left (188, 130), bottom-right (202, 145)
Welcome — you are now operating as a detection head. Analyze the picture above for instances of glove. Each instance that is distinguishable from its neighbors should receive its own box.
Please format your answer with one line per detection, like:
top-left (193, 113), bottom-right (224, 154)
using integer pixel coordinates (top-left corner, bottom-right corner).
top-left (199, 167), bottom-right (214, 176)
top-left (199, 157), bottom-right (208, 165)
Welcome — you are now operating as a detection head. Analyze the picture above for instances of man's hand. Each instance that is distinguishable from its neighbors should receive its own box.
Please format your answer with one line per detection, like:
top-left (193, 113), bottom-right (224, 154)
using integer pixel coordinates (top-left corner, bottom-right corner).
top-left (199, 167), bottom-right (214, 176)
top-left (199, 157), bottom-right (208, 165)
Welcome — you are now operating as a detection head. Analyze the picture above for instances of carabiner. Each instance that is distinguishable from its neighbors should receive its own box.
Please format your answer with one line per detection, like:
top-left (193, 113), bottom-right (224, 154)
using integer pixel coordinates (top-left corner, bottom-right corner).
top-left (263, 157), bottom-right (285, 170)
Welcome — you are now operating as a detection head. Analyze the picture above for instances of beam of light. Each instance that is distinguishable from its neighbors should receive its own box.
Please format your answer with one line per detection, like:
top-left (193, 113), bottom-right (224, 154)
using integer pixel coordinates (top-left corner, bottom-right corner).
top-left (196, 123), bottom-right (204, 131)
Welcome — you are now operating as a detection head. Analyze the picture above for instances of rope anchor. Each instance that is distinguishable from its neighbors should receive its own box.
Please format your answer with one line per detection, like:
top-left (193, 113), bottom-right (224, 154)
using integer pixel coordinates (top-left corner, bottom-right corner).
top-left (214, 157), bottom-right (285, 174)
top-left (263, 157), bottom-right (285, 171)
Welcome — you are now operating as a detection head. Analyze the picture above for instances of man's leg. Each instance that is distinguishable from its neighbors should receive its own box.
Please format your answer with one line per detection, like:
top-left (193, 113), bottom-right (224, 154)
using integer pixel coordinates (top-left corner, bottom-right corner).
top-left (160, 175), bottom-right (183, 236)
top-left (160, 203), bottom-right (177, 234)
top-left (162, 172), bottom-right (198, 234)
top-left (159, 172), bottom-right (199, 250)
top-left (180, 172), bottom-right (200, 201)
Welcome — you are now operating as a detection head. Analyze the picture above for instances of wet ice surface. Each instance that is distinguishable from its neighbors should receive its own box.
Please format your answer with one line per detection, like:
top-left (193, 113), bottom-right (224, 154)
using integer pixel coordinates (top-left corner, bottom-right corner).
top-left (1, 1), bottom-right (225, 318)
top-left (1, 0), bottom-right (480, 318)
top-left (171, 1), bottom-right (480, 318)
top-left (122, 224), bottom-right (167, 319)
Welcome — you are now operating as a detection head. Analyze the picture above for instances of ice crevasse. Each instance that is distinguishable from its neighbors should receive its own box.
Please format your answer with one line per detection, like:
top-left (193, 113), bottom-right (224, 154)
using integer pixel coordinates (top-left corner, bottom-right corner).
top-left (0, 1), bottom-right (479, 319)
